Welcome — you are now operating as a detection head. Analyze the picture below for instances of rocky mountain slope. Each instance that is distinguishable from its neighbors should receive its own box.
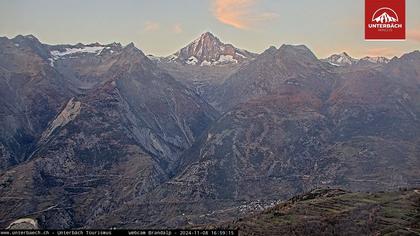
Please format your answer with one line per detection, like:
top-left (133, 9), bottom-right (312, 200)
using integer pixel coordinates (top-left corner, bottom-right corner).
top-left (156, 61), bottom-right (241, 111)
top-left (323, 52), bottom-right (358, 66)
top-left (322, 52), bottom-right (389, 67)
top-left (82, 48), bottom-right (420, 229)
top-left (0, 34), bottom-right (419, 230)
top-left (0, 35), bottom-right (74, 170)
top-left (166, 32), bottom-right (256, 66)
top-left (0, 35), bottom-right (218, 228)
top-left (89, 42), bottom-right (419, 230)
top-left (157, 32), bottom-right (255, 110)
top-left (211, 44), bottom-right (335, 111)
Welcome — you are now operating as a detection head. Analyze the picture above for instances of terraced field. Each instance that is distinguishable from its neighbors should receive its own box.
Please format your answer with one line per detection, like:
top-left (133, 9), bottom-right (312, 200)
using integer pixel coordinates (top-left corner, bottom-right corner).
top-left (221, 189), bottom-right (420, 236)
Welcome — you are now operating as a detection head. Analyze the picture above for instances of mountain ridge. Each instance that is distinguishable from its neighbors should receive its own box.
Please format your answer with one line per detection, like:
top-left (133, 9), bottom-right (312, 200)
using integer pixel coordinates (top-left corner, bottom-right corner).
top-left (165, 32), bottom-right (257, 66)
top-left (0, 34), bottom-right (419, 230)
top-left (322, 52), bottom-right (390, 67)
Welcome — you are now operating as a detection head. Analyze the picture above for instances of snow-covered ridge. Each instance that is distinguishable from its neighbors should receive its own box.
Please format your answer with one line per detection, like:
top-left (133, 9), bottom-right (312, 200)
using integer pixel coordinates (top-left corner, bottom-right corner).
top-left (180, 54), bottom-right (239, 66)
top-left (50, 45), bottom-right (107, 59)
top-left (360, 56), bottom-right (390, 64)
top-left (167, 31), bottom-right (256, 66)
top-left (186, 56), bottom-right (199, 65)
top-left (200, 55), bottom-right (238, 66)
top-left (146, 54), bottom-right (162, 62)
top-left (47, 43), bottom-right (122, 67)
top-left (323, 52), bottom-right (357, 66)
top-left (322, 52), bottom-right (390, 66)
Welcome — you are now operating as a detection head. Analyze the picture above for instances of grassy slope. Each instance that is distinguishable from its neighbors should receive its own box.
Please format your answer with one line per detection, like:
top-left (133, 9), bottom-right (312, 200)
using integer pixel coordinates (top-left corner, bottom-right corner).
top-left (221, 188), bottom-right (420, 236)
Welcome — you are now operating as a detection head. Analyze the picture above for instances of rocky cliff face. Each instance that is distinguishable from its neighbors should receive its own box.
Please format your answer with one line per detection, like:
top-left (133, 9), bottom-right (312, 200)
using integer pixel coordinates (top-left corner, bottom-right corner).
top-left (0, 35), bottom-right (74, 170)
top-left (0, 34), bottom-right (419, 230)
top-left (0, 35), bottom-right (218, 228)
top-left (211, 44), bottom-right (335, 111)
top-left (167, 32), bottom-right (256, 66)
top-left (157, 32), bottom-right (256, 111)
top-left (79, 48), bottom-right (420, 229)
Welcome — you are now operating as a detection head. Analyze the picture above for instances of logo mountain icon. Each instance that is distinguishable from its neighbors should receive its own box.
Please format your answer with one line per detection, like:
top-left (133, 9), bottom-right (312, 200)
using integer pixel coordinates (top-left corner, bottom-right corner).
top-left (365, 3), bottom-right (406, 40)
top-left (373, 12), bottom-right (398, 23)
top-left (371, 8), bottom-right (399, 24)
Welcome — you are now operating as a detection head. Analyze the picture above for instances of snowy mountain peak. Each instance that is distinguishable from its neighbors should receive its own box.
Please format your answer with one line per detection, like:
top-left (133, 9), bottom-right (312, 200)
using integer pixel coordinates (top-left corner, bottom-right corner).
top-left (359, 56), bottom-right (390, 64)
top-left (322, 52), bottom-right (358, 66)
top-left (198, 32), bottom-right (220, 43)
top-left (322, 52), bottom-right (390, 66)
top-left (278, 44), bottom-right (317, 59)
top-left (167, 32), bottom-right (256, 66)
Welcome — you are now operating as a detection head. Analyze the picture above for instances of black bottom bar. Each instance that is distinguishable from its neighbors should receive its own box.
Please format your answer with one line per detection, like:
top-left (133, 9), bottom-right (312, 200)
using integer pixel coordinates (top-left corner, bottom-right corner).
top-left (0, 230), bottom-right (238, 236)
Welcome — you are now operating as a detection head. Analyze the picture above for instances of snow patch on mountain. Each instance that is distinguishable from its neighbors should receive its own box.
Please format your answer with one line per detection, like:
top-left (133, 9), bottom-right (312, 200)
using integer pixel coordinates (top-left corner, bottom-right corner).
top-left (166, 32), bottom-right (255, 66)
top-left (50, 46), bottom-right (107, 59)
top-left (147, 54), bottom-right (162, 62)
top-left (198, 55), bottom-right (239, 66)
top-left (168, 55), bottom-right (177, 61)
top-left (360, 56), bottom-right (390, 64)
top-left (322, 52), bottom-right (389, 66)
top-left (201, 60), bottom-right (212, 66)
top-left (325, 52), bottom-right (357, 66)
top-left (186, 56), bottom-right (199, 65)
top-left (48, 58), bottom-right (55, 67)
top-left (216, 55), bottom-right (238, 64)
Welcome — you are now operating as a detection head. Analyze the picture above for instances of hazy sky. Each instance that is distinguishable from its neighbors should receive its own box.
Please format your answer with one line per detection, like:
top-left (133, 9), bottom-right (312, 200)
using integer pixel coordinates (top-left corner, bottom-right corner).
top-left (0, 0), bottom-right (419, 58)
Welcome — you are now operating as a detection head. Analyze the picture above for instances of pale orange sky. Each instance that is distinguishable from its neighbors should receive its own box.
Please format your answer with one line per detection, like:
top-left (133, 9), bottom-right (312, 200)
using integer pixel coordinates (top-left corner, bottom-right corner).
top-left (0, 0), bottom-right (419, 58)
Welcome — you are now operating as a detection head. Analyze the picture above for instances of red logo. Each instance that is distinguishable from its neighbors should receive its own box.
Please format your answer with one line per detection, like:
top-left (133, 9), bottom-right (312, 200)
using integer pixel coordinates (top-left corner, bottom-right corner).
top-left (365, 0), bottom-right (405, 40)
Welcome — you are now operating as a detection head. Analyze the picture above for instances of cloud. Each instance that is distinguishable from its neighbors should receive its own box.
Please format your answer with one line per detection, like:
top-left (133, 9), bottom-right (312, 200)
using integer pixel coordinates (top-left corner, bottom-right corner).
top-left (408, 29), bottom-right (420, 42)
top-left (144, 21), bottom-right (160, 32)
top-left (212, 0), bottom-right (278, 29)
top-left (173, 23), bottom-right (183, 34)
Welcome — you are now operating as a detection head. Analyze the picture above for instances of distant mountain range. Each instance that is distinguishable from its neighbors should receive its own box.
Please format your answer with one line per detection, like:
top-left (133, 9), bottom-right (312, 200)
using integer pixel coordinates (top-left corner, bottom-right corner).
top-left (322, 52), bottom-right (390, 67)
top-left (146, 32), bottom-right (392, 68)
top-left (0, 33), bottom-right (419, 231)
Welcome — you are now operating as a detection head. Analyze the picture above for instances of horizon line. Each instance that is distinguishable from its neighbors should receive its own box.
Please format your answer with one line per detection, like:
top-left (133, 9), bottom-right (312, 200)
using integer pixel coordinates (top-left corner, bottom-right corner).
top-left (3, 32), bottom-right (417, 60)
